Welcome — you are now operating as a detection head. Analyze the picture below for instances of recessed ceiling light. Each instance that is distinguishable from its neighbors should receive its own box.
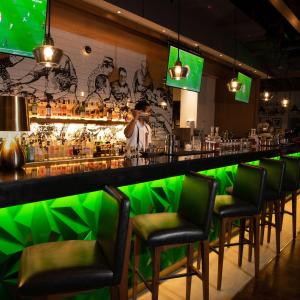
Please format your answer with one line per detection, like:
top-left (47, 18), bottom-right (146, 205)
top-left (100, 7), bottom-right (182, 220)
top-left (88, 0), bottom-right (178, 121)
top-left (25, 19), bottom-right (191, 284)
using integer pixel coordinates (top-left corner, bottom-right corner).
top-left (195, 43), bottom-right (198, 47)
top-left (254, 70), bottom-right (257, 73)
top-left (117, 10), bottom-right (122, 14)
top-left (238, 63), bottom-right (242, 66)
top-left (219, 54), bottom-right (223, 57)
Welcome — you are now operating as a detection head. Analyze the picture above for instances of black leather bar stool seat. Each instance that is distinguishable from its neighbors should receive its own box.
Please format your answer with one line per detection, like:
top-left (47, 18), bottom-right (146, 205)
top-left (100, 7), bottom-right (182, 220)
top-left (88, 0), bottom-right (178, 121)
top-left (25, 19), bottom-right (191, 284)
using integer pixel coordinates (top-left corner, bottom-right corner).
top-left (132, 172), bottom-right (218, 300)
top-left (19, 240), bottom-right (113, 296)
top-left (214, 195), bottom-right (258, 217)
top-left (209, 164), bottom-right (266, 291)
top-left (133, 212), bottom-right (206, 247)
top-left (259, 158), bottom-right (285, 255)
top-left (18, 186), bottom-right (130, 300)
top-left (281, 156), bottom-right (300, 239)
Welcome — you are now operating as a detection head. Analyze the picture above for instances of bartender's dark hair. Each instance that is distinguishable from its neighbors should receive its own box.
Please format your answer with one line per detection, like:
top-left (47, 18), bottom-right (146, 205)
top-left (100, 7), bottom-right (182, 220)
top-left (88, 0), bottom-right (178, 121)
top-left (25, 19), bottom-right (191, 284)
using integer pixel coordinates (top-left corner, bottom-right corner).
top-left (135, 100), bottom-right (150, 111)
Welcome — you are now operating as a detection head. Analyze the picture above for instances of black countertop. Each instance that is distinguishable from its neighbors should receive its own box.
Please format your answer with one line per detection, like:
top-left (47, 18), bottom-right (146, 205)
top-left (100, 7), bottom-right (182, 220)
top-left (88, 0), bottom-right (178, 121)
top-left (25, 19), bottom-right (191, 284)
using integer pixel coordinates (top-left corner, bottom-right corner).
top-left (0, 146), bottom-right (298, 208)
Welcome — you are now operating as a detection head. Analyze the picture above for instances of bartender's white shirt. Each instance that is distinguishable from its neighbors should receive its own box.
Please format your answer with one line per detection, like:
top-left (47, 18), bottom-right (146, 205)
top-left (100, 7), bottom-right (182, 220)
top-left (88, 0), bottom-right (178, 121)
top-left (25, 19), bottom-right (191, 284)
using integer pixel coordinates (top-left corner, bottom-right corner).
top-left (126, 120), bottom-right (152, 150)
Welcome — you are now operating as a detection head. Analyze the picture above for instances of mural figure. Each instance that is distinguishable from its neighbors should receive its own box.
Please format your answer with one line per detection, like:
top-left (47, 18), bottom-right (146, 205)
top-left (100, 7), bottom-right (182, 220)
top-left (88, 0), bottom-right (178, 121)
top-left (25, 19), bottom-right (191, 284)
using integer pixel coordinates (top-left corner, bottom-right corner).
top-left (132, 60), bottom-right (153, 101)
top-left (149, 87), bottom-right (172, 134)
top-left (14, 54), bottom-right (78, 100)
top-left (0, 55), bottom-right (24, 93)
top-left (87, 56), bottom-right (114, 99)
top-left (110, 67), bottom-right (131, 110)
top-left (86, 73), bottom-right (111, 104)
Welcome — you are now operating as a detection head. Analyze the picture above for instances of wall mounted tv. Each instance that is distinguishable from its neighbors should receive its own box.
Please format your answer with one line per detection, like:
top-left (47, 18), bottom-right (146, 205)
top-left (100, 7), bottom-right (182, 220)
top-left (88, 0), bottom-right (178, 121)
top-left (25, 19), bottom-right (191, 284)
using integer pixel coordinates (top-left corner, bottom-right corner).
top-left (0, 0), bottom-right (48, 57)
top-left (166, 46), bottom-right (204, 93)
top-left (235, 72), bottom-right (252, 103)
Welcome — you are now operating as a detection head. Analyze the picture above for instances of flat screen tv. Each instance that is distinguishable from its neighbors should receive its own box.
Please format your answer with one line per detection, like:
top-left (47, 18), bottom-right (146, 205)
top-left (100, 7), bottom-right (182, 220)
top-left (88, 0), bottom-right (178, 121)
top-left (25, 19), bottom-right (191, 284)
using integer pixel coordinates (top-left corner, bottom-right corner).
top-left (235, 72), bottom-right (252, 103)
top-left (0, 0), bottom-right (48, 57)
top-left (166, 46), bottom-right (204, 93)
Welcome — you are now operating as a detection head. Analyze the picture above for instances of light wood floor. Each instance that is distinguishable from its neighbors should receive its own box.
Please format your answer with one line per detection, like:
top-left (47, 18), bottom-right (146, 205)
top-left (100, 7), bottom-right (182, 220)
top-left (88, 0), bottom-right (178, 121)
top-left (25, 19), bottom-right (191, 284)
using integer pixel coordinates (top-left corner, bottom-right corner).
top-left (137, 196), bottom-right (300, 300)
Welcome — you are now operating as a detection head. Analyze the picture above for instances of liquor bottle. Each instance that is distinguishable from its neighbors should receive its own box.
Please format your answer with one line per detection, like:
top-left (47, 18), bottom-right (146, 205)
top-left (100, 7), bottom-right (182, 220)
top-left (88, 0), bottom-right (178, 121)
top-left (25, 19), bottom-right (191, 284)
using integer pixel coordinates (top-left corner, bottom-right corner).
top-left (28, 142), bottom-right (35, 162)
top-left (112, 105), bottom-right (119, 120)
top-left (107, 108), bottom-right (112, 121)
top-left (99, 104), bottom-right (104, 119)
top-left (80, 103), bottom-right (86, 118)
top-left (62, 100), bottom-right (67, 117)
top-left (32, 98), bottom-right (38, 116)
top-left (46, 100), bottom-right (52, 117)
top-left (85, 102), bottom-right (90, 118)
top-left (27, 98), bottom-right (33, 117)
top-left (66, 99), bottom-right (72, 117)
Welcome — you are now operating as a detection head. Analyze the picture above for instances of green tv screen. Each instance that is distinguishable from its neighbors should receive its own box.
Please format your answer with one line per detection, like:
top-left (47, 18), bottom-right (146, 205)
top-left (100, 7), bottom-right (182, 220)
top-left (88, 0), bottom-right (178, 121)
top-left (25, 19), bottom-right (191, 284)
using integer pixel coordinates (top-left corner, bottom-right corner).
top-left (166, 46), bottom-right (204, 93)
top-left (0, 0), bottom-right (47, 57)
top-left (235, 72), bottom-right (252, 103)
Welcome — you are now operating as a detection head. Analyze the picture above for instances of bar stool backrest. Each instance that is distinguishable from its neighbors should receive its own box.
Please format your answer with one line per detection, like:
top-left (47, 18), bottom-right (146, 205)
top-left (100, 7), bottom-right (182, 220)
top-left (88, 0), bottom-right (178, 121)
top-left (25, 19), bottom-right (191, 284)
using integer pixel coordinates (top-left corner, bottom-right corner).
top-left (179, 172), bottom-right (218, 238)
top-left (260, 158), bottom-right (286, 196)
top-left (233, 164), bottom-right (266, 213)
top-left (281, 156), bottom-right (300, 191)
top-left (97, 186), bottom-right (130, 284)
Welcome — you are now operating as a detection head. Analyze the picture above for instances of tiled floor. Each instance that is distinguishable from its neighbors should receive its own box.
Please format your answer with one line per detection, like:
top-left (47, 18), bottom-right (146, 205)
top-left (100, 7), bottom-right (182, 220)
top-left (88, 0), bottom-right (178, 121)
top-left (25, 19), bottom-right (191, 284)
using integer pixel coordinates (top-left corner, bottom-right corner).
top-left (137, 196), bottom-right (300, 300)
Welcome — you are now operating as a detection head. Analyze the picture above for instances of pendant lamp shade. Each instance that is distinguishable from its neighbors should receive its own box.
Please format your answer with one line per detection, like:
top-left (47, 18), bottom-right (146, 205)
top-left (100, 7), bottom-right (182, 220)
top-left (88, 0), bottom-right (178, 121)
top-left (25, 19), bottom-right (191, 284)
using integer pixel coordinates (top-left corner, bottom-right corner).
top-left (33, 0), bottom-right (63, 67)
top-left (281, 98), bottom-right (289, 108)
top-left (169, 59), bottom-right (189, 80)
top-left (227, 8), bottom-right (241, 93)
top-left (261, 90), bottom-right (273, 102)
top-left (168, 0), bottom-right (189, 80)
top-left (227, 78), bottom-right (242, 92)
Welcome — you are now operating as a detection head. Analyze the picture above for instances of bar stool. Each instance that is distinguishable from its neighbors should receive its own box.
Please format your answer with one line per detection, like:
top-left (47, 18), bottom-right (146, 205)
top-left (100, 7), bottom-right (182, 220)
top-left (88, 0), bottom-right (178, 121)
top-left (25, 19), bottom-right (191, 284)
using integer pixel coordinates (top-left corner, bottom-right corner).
top-left (132, 172), bottom-right (218, 300)
top-left (18, 186), bottom-right (130, 300)
top-left (280, 155), bottom-right (300, 239)
top-left (210, 164), bottom-right (266, 290)
top-left (259, 158), bottom-right (285, 255)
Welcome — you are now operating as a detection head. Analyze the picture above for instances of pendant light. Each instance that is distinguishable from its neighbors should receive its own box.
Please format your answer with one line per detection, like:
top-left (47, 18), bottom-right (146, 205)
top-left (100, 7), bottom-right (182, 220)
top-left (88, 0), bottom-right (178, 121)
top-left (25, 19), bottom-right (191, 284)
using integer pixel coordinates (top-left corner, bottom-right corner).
top-left (261, 90), bottom-right (272, 102)
top-left (281, 80), bottom-right (291, 108)
top-left (227, 8), bottom-right (242, 93)
top-left (260, 74), bottom-right (273, 101)
top-left (281, 97), bottom-right (289, 108)
top-left (33, 0), bottom-right (63, 68)
top-left (168, 0), bottom-right (189, 80)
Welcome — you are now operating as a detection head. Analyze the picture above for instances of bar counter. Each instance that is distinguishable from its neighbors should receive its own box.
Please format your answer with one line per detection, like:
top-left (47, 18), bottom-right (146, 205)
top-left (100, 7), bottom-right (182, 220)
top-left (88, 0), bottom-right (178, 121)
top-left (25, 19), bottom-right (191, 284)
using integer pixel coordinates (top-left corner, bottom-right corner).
top-left (0, 146), bottom-right (298, 208)
top-left (0, 145), bottom-right (299, 299)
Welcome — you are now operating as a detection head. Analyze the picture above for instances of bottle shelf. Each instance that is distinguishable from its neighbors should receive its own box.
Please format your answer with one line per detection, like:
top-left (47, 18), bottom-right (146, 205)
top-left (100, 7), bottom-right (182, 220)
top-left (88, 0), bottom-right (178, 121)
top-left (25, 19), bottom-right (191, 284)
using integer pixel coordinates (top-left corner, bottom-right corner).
top-left (25, 155), bottom-right (125, 168)
top-left (29, 117), bottom-right (128, 126)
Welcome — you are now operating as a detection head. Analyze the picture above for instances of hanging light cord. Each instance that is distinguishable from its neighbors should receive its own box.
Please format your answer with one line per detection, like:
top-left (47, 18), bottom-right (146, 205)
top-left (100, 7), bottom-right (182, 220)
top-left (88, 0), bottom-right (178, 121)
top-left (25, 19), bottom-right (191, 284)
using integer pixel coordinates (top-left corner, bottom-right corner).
top-left (177, 0), bottom-right (181, 61)
top-left (233, 7), bottom-right (237, 76)
top-left (47, 0), bottom-right (51, 39)
top-left (142, 0), bottom-right (145, 18)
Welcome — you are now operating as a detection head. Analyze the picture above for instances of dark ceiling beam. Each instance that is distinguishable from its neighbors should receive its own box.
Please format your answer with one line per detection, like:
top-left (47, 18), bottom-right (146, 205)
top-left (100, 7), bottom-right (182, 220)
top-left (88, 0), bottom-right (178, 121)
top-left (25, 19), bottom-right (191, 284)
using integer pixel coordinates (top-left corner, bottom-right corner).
top-left (268, 0), bottom-right (300, 33)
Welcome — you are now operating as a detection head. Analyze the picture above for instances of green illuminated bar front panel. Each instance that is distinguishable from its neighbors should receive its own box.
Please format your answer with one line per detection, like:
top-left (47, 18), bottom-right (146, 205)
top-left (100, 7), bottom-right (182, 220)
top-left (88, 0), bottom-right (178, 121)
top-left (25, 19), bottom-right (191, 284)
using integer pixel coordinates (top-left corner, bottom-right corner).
top-left (0, 153), bottom-right (299, 299)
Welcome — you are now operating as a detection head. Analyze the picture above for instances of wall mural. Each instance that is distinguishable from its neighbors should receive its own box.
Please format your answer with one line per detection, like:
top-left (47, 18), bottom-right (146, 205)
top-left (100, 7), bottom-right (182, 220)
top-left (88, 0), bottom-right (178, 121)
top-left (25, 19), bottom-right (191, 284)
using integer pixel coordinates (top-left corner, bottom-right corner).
top-left (0, 28), bottom-right (172, 146)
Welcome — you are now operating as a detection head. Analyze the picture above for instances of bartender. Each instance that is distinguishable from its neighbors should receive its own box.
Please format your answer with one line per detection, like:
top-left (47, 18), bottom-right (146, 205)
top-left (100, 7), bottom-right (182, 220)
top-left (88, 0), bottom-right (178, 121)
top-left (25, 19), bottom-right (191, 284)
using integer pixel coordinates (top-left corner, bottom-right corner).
top-left (124, 100), bottom-right (152, 151)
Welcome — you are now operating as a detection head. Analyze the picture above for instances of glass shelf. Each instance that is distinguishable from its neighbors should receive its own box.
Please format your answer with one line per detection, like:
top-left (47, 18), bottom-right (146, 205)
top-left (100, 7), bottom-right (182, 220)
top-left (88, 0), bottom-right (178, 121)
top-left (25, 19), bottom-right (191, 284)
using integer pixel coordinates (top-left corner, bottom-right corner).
top-left (29, 116), bottom-right (128, 126)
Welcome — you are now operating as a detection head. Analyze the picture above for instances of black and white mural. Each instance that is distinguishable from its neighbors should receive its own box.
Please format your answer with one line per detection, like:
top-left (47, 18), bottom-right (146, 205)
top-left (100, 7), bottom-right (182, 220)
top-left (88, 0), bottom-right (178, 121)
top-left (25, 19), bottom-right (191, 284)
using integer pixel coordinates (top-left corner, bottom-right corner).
top-left (0, 28), bottom-right (172, 144)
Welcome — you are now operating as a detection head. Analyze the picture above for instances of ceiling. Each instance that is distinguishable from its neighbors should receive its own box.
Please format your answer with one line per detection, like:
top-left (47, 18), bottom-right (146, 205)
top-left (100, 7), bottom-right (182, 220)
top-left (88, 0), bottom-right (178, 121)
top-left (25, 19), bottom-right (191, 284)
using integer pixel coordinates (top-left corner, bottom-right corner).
top-left (103, 0), bottom-right (300, 89)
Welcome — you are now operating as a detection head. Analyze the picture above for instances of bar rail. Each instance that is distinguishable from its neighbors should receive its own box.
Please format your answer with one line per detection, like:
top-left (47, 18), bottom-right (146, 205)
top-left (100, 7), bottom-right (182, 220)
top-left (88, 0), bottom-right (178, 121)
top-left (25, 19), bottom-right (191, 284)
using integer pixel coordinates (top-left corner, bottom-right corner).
top-left (0, 145), bottom-right (298, 208)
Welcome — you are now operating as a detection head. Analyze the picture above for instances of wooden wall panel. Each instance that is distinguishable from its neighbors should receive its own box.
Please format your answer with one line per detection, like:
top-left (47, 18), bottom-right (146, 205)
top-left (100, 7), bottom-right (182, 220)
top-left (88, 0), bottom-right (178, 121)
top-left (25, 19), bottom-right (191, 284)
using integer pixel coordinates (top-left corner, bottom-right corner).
top-left (52, 1), bottom-right (168, 87)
